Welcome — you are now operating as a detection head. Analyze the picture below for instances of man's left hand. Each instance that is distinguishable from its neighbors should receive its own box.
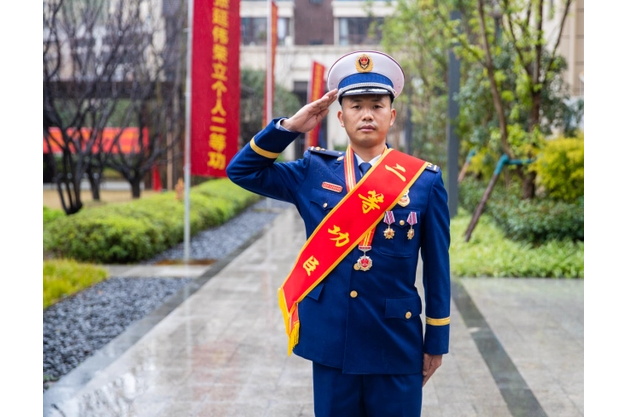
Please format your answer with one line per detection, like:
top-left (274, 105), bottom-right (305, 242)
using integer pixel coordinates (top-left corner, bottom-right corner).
top-left (422, 353), bottom-right (443, 387)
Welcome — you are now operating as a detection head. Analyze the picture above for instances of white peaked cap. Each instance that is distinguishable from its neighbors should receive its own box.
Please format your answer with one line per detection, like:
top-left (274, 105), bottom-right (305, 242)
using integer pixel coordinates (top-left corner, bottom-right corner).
top-left (327, 50), bottom-right (405, 100)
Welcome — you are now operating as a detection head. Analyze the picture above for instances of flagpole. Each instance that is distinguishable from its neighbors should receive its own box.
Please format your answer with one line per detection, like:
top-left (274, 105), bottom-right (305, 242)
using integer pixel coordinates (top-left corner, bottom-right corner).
top-left (266, 0), bottom-right (272, 126)
top-left (183, 0), bottom-right (194, 263)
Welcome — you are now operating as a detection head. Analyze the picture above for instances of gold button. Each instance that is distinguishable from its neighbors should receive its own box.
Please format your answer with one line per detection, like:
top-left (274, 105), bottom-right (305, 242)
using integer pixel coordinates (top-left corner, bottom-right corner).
top-left (399, 220), bottom-right (405, 226)
top-left (350, 291), bottom-right (358, 298)
top-left (323, 202), bottom-right (328, 208)
top-left (405, 311), bottom-right (412, 319)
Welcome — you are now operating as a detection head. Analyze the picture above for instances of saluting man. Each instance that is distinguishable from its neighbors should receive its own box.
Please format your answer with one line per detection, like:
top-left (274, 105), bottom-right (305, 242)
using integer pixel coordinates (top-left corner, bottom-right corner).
top-left (227, 50), bottom-right (450, 417)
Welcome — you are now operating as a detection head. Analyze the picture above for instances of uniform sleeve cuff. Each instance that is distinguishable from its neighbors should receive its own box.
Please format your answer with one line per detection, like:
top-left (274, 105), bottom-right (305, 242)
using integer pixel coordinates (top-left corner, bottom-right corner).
top-left (423, 323), bottom-right (450, 354)
top-left (250, 118), bottom-right (300, 157)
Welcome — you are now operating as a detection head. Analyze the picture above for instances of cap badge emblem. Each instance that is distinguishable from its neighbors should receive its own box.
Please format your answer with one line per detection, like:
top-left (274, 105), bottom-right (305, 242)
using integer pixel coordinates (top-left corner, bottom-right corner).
top-left (356, 54), bottom-right (373, 73)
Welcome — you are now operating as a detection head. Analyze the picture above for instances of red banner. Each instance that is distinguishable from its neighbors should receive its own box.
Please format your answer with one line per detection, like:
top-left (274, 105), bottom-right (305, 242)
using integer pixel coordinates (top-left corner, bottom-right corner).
top-left (43, 127), bottom-right (149, 154)
top-left (264, 1), bottom-right (279, 125)
top-left (190, 0), bottom-right (240, 177)
top-left (307, 61), bottom-right (326, 147)
top-left (152, 165), bottom-right (162, 191)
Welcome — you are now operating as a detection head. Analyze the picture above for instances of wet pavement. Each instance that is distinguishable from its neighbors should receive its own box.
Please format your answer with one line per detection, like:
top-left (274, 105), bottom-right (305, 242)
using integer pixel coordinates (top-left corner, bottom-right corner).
top-left (43, 206), bottom-right (584, 417)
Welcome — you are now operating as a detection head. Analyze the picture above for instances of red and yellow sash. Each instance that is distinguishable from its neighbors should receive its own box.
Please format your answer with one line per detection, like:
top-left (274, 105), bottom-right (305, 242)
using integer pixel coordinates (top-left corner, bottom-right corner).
top-left (277, 147), bottom-right (429, 354)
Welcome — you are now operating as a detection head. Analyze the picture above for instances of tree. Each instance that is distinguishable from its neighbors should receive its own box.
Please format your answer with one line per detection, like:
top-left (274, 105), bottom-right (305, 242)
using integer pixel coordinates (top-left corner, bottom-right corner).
top-left (44, 0), bottom-right (136, 213)
top-left (382, 0), bottom-right (582, 198)
top-left (43, 0), bottom-right (186, 212)
top-left (380, 0), bottom-right (451, 165)
top-left (239, 68), bottom-right (302, 149)
top-left (104, 1), bottom-right (187, 198)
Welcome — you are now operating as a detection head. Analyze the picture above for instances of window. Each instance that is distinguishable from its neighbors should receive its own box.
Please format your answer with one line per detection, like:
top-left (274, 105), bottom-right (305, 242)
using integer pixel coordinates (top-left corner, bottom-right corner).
top-left (241, 17), bottom-right (268, 45)
top-left (277, 17), bottom-right (290, 46)
top-left (338, 17), bottom-right (384, 45)
top-left (241, 17), bottom-right (291, 46)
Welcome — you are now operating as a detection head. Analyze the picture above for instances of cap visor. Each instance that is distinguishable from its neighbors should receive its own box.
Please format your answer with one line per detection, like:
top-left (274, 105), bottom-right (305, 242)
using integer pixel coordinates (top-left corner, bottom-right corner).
top-left (341, 87), bottom-right (393, 97)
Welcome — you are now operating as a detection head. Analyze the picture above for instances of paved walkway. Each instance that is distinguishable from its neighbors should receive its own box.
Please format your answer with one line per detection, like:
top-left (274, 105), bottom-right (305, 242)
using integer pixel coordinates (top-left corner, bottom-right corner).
top-left (43, 206), bottom-right (584, 417)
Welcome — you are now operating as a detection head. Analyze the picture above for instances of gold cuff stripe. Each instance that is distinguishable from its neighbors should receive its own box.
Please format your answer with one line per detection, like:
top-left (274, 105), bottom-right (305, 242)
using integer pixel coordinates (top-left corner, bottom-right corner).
top-left (426, 317), bottom-right (451, 326)
top-left (250, 137), bottom-right (281, 159)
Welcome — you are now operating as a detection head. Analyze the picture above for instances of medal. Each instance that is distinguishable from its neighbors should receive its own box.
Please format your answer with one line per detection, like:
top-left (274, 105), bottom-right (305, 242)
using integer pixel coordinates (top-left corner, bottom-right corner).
top-left (383, 211), bottom-right (395, 239)
top-left (354, 245), bottom-right (373, 271)
top-left (398, 192), bottom-right (410, 207)
top-left (353, 230), bottom-right (374, 272)
top-left (407, 212), bottom-right (417, 240)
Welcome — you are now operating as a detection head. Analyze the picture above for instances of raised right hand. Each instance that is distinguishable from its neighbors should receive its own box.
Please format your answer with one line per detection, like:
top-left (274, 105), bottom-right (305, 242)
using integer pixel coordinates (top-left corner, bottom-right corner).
top-left (281, 89), bottom-right (338, 133)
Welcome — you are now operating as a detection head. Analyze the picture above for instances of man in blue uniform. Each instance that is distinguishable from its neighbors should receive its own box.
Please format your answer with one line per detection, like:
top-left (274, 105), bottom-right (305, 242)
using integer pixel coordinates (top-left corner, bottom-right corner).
top-left (227, 50), bottom-right (450, 417)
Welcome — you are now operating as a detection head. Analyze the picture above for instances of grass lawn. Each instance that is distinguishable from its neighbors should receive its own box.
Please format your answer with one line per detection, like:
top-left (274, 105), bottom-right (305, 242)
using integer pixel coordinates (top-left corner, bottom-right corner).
top-left (43, 259), bottom-right (109, 309)
top-left (450, 208), bottom-right (584, 278)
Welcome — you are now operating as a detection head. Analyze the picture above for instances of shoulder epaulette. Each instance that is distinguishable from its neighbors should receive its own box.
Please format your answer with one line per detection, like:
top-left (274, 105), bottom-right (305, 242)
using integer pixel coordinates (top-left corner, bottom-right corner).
top-left (308, 146), bottom-right (344, 158)
top-left (424, 162), bottom-right (440, 173)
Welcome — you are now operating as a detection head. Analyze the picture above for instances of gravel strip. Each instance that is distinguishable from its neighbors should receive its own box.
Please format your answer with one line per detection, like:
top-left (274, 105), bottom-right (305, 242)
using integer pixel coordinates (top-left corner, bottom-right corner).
top-left (144, 198), bottom-right (291, 263)
top-left (43, 198), bottom-right (291, 391)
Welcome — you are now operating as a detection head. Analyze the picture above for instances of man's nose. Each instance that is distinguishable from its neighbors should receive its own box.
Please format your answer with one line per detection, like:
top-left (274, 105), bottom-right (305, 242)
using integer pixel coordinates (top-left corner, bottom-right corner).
top-left (361, 108), bottom-right (373, 120)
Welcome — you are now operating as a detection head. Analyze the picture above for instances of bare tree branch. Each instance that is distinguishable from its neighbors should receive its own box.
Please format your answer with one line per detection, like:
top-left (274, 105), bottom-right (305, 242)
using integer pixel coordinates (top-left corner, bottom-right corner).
top-left (477, 0), bottom-right (512, 157)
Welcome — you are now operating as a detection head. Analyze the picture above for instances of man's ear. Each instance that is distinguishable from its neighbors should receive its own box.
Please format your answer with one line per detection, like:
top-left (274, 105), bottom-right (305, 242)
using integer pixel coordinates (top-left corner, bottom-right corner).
top-left (337, 110), bottom-right (344, 127)
top-left (389, 108), bottom-right (397, 127)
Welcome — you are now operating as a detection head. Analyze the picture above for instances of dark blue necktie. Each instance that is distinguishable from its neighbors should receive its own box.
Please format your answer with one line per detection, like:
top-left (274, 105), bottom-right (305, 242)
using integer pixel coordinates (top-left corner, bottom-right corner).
top-left (360, 162), bottom-right (372, 176)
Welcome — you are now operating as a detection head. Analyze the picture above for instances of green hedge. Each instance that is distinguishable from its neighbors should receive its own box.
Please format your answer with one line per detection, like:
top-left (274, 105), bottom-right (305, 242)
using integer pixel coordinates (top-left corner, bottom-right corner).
top-left (43, 206), bottom-right (65, 225)
top-left (459, 177), bottom-right (583, 244)
top-left (487, 195), bottom-right (583, 244)
top-left (43, 179), bottom-right (260, 264)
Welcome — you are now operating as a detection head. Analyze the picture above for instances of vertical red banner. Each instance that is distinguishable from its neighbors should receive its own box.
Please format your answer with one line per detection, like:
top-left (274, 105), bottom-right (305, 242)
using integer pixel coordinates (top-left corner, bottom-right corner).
top-left (307, 61), bottom-right (326, 147)
top-left (264, 1), bottom-right (279, 125)
top-left (190, 0), bottom-right (240, 177)
top-left (152, 165), bottom-right (162, 191)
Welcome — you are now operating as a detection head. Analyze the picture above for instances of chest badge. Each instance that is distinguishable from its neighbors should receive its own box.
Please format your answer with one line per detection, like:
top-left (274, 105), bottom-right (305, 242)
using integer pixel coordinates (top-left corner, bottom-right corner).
top-left (383, 211), bottom-right (395, 239)
top-left (354, 249), bottom-right (373, 271)
top-left (322, 182), bottom-right (343, 193)
top-left (398, 192), bottom-right (410, 207)
top-left (407, 212), bottom-right (418, 240)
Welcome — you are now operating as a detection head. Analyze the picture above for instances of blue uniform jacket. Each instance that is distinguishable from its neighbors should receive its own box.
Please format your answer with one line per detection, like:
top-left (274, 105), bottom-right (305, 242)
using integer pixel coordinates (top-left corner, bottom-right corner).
top-left (226, 119), bottom-right (451, 375)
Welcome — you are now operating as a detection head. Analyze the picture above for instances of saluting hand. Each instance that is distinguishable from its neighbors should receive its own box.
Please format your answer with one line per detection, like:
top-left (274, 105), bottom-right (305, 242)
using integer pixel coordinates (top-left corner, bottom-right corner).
top-left (281, 89), bottom-right (338, 133)
top-left (422, 353), bottom-right (443, 387)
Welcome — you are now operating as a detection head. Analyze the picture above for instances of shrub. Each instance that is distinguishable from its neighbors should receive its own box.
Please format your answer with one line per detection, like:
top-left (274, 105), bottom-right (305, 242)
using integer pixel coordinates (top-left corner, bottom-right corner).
top-left (450, 208), bottom-right (583, 278)
top-left (44, 259), bottom-right (108, 309)
top-left (193, 178), bottom-right (260, 213)
top-left (466, 148), bottom-right (501, 180)
top-left (43, 178), bottom-right (260, 263)
top-left (43, 206), bottom-right (64, 225)
top-left (488, 195), bottom-right (583, 244)
top-left (459, 177), bottom-right (583, 244)
top-left (459, 176), bottom-right (491, 214)
top-left (531, 133), bottom-right (584, 201)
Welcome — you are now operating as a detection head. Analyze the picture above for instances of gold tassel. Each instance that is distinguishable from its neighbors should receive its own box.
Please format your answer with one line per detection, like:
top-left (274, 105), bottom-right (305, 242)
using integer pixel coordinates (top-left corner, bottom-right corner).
top-left (277, 288), bottom-right (290, 335)
top-left (278, 288), bottom-right (300, 355)
top-left (287, 320), bottom-right (300, 356)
